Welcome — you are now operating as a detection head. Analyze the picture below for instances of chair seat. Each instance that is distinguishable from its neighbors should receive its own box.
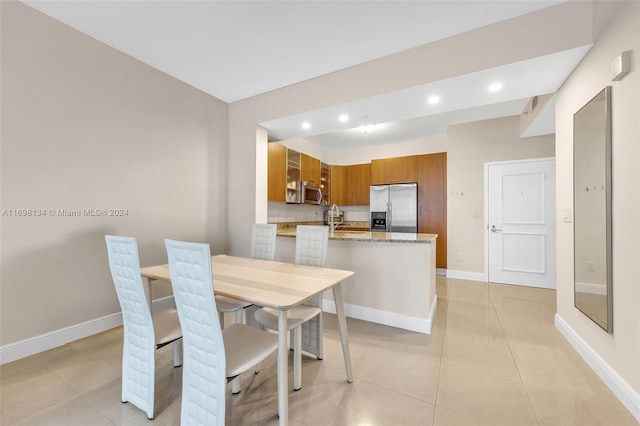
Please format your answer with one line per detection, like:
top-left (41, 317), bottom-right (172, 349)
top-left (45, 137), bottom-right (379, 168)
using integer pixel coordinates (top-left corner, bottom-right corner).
top-left (222, 324), bottom-right (278, 378)
top-left (215, 295), bottom-right (253, 313)
top-left (254, 306), bottom-right (322, 331)
top-left (152, 308), bottom-right (182, 346)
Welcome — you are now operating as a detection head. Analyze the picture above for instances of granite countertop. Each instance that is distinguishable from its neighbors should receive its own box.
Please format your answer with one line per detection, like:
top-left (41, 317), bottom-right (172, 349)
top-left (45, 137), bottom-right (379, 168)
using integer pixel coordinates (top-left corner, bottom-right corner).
top-left (275, 226), bottom-right (437, 244)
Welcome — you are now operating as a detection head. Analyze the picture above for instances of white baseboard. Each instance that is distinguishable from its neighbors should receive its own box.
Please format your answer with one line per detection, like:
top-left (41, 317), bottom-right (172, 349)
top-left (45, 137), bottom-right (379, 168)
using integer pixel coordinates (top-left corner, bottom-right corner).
top-left (436, 268), bottom-right (446, 276)
top-left (0, 296), bottom-right (176, 365)
top-left (446, 269), bottom-right (487, 282)
top-left (555, 314), bottom-right (640, 423)
top-left (323, 296), bottom-right (437, 335)
top-left (575, 282), bottom-right (607, 295)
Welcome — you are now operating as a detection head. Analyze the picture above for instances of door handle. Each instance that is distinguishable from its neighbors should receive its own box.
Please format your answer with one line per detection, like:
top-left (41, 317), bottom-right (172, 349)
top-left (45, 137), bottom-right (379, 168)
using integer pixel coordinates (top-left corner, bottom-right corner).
top-left (491, 225), bottom-right (503, 233)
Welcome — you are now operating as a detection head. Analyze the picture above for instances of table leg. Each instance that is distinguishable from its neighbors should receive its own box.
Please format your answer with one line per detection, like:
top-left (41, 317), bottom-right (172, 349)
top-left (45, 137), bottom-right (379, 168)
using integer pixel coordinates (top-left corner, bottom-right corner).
top-left (277, 310), bottom-right (288, 425)
top-left (332, 283), bottom-right (353, 383)
top-left (142, 276), bottom-right (152, 310)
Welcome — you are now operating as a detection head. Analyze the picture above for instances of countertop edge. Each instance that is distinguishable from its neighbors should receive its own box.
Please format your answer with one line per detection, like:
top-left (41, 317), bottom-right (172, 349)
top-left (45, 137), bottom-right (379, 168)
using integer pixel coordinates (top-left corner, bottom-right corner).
top-left (276, 230), bottom-right (437, 244)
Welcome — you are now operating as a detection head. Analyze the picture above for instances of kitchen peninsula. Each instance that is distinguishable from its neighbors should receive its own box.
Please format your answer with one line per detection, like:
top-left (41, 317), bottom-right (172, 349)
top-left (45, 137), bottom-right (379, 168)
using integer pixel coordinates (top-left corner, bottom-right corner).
top-left (274, 224), bottom-right (438, 334)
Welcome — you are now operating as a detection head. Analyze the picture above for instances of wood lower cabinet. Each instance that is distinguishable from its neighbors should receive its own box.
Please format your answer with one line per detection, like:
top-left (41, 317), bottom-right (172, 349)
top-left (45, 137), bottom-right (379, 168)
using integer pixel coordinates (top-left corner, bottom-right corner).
top-left (417, 153), bottom-right (447, 268)
top-left (268, 142), bottom-right (286, 202)
top-left (371, 155), bottom-right (418, 185)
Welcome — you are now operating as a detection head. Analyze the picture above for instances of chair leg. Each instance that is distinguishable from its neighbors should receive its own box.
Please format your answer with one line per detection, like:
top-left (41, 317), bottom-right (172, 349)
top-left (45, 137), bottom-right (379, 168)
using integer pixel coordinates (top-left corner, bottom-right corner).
top-left (235, 308), bottom-right (243, 325)
top-left (317, 314), bottom-right (324, 360)
top-left (219, 312), bottom-right (225, 328)
top-left (293, 326), bottom-right (302, 391)
top-left (231, 376), bottom-right (241, 394)
top-left (254, 322), bottom-right (265, 374)
top-left (173, 339), bottom-right (183, 367)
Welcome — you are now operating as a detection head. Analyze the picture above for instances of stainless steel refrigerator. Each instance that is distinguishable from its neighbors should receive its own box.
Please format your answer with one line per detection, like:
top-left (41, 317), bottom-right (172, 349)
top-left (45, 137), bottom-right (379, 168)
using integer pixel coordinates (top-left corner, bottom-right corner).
top-left (370, 183), bottom-right (418, 232)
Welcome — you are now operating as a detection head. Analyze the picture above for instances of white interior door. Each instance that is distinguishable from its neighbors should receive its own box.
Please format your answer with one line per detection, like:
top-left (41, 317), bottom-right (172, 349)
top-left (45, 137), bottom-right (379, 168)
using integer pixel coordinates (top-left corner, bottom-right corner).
top-left (487, 159), bottom-right (556, 288)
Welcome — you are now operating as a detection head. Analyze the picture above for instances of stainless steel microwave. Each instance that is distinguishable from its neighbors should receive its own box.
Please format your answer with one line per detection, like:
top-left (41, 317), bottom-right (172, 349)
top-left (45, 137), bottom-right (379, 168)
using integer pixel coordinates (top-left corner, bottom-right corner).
top-left (301, 181), bottom-right (323, 205)
top-left (286, 180), bottom-right (323, 205)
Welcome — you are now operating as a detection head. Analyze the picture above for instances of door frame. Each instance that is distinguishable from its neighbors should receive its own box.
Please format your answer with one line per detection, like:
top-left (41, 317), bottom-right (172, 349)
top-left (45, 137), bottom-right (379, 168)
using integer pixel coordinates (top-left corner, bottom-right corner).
top-left (483, 157), bottom-right (556, 284)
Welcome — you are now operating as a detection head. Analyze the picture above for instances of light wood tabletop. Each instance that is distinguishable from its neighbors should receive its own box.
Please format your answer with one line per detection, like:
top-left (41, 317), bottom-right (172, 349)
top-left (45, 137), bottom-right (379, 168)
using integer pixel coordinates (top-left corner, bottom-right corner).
top-left (140, 254), bottom-right (354, 426)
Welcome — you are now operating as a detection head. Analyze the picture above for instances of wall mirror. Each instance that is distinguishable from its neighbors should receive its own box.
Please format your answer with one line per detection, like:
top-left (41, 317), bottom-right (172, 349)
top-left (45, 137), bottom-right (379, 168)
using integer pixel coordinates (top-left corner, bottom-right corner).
top-left (573, 86), bottom-right (613, 333)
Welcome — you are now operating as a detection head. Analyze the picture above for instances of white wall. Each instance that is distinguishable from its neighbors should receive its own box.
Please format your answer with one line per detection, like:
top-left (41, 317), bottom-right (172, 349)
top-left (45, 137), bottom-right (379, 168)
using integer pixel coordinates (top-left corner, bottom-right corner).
top-left (556, 0), bottom-right (639, 402)
top-left (0, 2), bottom-right (229, 346)
top-left (326, 136), bottom-right (448, 165)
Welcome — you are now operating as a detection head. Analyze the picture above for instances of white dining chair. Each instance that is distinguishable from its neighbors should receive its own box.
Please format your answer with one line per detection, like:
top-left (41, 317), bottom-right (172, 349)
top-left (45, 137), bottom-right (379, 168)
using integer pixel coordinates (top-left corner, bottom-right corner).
top-left (164, 239), bottom-right (278, 425)
top-left (250, 223), bottom-right (278, 260)
top-left (215, 224), bottom-right (278, 328)
top-left (254, 225), bottom-right (327, 391)
top-left (105, 235), bottom-right (183, 420)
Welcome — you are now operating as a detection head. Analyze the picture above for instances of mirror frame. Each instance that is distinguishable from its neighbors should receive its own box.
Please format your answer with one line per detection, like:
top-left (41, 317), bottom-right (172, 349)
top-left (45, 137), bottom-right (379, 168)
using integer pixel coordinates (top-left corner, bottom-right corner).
top-left (573, 86), bottom-right (613, 333)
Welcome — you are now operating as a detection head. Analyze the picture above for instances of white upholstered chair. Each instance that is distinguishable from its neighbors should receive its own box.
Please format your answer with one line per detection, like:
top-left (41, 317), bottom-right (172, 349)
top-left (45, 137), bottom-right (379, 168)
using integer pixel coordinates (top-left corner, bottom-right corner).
top-left (250, 223), bottom-right (278, 260)
top-left (215, 224), bottom-right (277, 328)
top-left (165, 239), bottom-right (278, 425)
top-left (105, 235), bottom-right (183, 420)
top-left (254, 225), bottom-right (327, 391)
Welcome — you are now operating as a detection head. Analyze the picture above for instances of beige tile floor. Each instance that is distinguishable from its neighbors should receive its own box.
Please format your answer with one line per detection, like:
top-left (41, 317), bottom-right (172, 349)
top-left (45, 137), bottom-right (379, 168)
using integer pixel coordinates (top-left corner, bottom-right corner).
top-left (1, 277), bottom-right (638, 425)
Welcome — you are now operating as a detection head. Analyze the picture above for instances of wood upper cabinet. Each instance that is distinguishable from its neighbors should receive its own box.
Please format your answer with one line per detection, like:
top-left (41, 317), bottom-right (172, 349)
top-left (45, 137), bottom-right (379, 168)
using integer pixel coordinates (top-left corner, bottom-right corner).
top-left (330, 165), bottom-right (348, 205)
top-left (301, 153), bottom-right (321, 184)
top-left (347, 163), bottom-right (371, 206)
top-left (268, 142), bottom-right (287, 202)
top-left (417, 152), bottom-right (447, 268)
top-left (330, 164), bottom-right (370, 206)
top-left (371, 155), bottom-right (418, 184)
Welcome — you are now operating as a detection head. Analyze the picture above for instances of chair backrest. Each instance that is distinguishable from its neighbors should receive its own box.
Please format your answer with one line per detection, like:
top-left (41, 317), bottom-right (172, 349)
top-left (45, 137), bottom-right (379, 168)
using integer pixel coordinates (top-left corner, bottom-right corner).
top-left (295, 225), bottom-right (329, 267)
top-left (105, 235), bottom-right (154, 346)
top-left (105, 235), bottom-right (157, 414)
top-left (164, 239), bottom-right (226, 426)
top-left (250, 223), bottom-right (277, 260)
top-left (294, 226), bottom-right (327, 356)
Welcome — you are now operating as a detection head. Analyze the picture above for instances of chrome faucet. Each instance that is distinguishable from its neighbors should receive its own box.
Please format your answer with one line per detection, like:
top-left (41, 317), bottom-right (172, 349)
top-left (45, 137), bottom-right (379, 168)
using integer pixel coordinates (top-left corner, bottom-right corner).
top-left (329, 204), bottom-right (340, 232)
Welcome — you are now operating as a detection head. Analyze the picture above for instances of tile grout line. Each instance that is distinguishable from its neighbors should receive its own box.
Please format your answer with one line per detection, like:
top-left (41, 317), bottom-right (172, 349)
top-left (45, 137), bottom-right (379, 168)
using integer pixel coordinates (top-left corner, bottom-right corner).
top-left (488, 283), bottom-right (542, 426)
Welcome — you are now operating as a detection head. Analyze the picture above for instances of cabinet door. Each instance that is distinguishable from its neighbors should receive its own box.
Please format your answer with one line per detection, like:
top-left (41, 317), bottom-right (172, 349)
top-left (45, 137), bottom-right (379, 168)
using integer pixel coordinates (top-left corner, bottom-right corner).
top-left (330, 165), bottom-right (348, 205)
top-left (347, 163), bottom-right (371, 206)
top-left (268, 142), bottom-right (287, 202)
top-left (371, 155), bottom-right (418, 184)
top-left (320, 162), bottom-right (330, 206)
top-left (301, 153), bottom-right (321, 184)
top-left (417, 153), bottom-right (447, 268)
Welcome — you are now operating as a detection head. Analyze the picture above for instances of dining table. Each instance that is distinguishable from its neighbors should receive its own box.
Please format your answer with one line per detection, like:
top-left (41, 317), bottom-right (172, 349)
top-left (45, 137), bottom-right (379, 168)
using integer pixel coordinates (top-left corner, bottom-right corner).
top-left (140, 254), bottom-right (354, 425)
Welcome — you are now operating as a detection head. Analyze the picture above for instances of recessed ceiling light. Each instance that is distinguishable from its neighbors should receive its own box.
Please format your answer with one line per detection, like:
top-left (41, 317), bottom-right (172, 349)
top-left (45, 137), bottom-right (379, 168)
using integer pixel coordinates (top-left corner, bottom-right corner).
top-left (339, 114), bottom-right (349, 123)
top-left (427, 95), bottom-right (440, 105)
top-left (301, 122), bottom-right (311, 130)
top-left (488, 82), bottom-right (503, 92)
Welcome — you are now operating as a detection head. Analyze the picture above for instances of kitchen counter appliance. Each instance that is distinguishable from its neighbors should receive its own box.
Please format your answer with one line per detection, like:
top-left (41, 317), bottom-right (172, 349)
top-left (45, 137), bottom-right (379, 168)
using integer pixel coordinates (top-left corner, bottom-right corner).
top-left (370, 183), bottom-right (418, 233)
top-left (324, 209), bottom-right (344, 226)
top-left (287, 180), bottom-right (323, 205)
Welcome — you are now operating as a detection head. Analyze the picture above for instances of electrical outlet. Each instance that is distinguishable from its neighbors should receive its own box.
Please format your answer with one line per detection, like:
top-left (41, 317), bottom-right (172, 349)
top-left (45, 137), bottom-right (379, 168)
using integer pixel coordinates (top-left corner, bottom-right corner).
top-left (586, 261), bottom-right (596, 272)
top-left (456, 252), bottom-right (464, 262)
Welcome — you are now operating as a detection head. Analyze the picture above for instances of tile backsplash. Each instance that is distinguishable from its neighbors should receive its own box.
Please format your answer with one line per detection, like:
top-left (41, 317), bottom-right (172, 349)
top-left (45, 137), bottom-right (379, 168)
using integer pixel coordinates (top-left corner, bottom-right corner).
top-left (268, 202), bottom-right (369, 223)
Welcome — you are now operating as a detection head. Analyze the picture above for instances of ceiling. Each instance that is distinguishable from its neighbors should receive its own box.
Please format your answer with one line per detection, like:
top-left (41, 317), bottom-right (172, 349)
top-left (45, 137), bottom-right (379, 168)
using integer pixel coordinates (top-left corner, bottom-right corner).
top-left (23, 0), bottom-right (586, 149)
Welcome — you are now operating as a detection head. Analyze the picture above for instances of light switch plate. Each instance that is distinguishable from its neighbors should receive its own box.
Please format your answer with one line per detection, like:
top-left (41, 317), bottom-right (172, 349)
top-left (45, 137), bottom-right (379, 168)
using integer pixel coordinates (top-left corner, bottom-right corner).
top-left (562, 208), bottom-right (572, 223)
